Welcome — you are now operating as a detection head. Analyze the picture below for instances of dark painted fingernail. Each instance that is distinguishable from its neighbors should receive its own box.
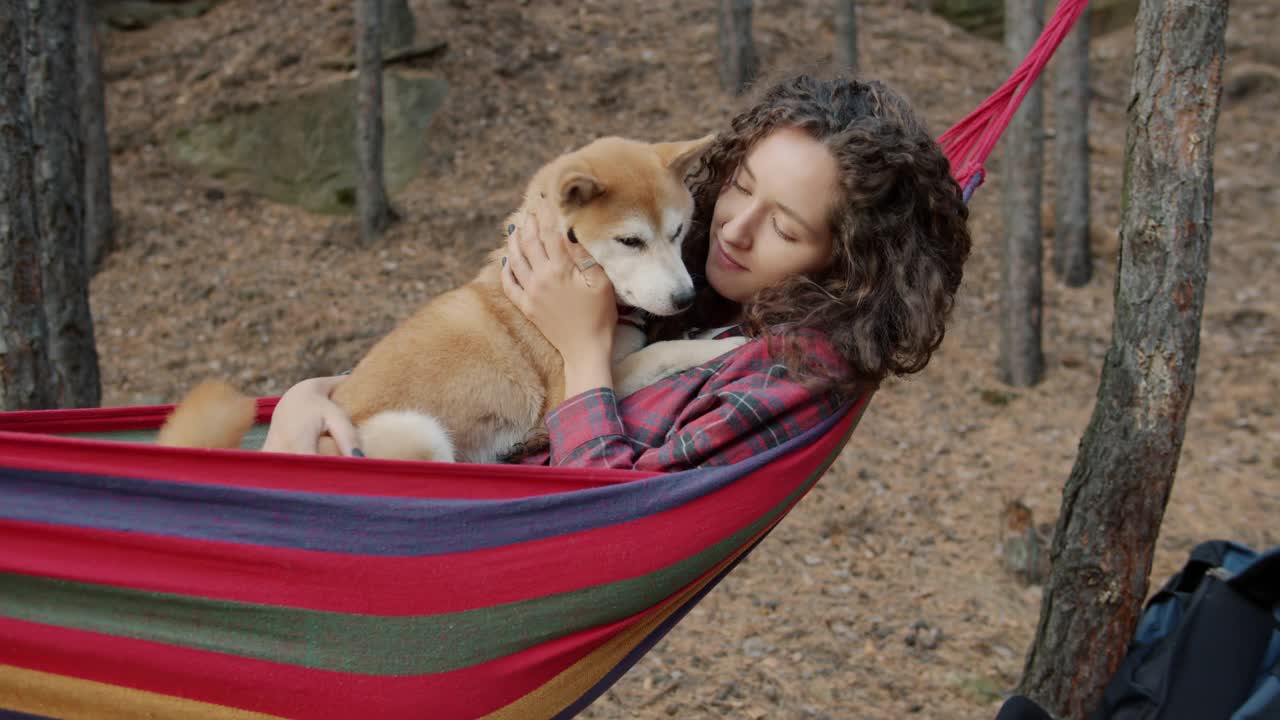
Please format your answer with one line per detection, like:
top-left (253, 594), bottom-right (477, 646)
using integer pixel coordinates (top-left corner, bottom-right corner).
top-left (501, 256), bottom-right (507, 267)
top-left (567, 227), bottom-right (579, 244)
top-left (507, 223), bottom-right (515, 235)
top-left (351, 448), bottom-right (365, 458)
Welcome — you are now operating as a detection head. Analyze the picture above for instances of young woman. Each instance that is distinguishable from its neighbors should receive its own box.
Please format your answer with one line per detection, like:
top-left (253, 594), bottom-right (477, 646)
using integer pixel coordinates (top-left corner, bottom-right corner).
top-left (263, 73), bottom-right (972, 471)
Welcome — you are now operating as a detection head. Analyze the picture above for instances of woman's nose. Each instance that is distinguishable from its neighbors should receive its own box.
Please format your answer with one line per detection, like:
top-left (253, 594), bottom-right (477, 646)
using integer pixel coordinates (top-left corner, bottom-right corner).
top-left (720, 205), bottom-right (757, 248)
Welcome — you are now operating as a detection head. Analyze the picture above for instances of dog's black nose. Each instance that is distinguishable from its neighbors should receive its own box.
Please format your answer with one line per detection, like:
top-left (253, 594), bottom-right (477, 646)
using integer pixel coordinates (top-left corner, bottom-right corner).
top-left (672, 288), bottom-right (696, 312)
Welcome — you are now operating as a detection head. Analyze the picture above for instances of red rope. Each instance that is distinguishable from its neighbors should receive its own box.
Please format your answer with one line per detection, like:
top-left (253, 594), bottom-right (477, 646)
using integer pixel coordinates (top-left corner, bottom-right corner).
top-left (939, 0), bottom-right (1090, 198)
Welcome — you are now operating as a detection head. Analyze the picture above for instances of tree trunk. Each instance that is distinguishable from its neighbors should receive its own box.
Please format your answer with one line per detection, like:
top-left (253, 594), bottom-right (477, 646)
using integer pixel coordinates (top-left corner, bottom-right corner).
top-left (1018, 1), bottom-right (1228, 717)
top-left (0, 1), bottom-right (56, 411)
top-left (998, 0), bottom-right (1045, 387)
top-left (355, 0), bottom-right (396, 245)
top-left (381, 0), bottom-right (415, 51)
top-left (25, 0), bottom-right (101, 408)
top-left (1052, 5), bottom-right (1091, 287)
top-left (835, 0), bottom-right (858, 73)
top-left (77, 0), bottom-right (114, 275)
top-left (717, 0), bottom-right (758, 95)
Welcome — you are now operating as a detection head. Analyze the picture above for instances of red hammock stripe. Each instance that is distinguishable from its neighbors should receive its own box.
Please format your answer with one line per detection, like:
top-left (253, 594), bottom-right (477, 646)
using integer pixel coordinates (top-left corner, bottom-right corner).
top-left (940, 0), bottom-right (1089, 194)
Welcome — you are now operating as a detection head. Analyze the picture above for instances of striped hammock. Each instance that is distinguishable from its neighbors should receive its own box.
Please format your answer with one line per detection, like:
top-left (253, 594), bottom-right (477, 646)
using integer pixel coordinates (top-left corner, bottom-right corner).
top-left (0, 396), bottom-right (869, 719)
top-left (0, 2), bottom-right (1087, 717)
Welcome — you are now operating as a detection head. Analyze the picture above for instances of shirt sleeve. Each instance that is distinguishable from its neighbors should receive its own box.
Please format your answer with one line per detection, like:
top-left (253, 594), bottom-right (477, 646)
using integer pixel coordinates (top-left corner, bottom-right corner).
top-left (545, 335), bottom-right (848, 472)
top-left (542, 387), bottom-right (634, 467)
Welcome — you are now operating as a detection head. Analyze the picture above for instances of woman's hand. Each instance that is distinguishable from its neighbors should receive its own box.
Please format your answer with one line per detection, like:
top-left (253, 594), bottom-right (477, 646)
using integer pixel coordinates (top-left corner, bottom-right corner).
top-left (501, 203), bottom-right (618, 395)
top-left (261, 376), bottom-right (362, 456)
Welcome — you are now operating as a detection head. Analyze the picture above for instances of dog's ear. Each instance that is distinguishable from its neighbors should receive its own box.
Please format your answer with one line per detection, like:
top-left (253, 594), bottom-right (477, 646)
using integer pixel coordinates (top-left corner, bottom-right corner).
top-left (558, 171), bottom-right (605, 207)
top-left (655, 134), bottom-right (716, 178)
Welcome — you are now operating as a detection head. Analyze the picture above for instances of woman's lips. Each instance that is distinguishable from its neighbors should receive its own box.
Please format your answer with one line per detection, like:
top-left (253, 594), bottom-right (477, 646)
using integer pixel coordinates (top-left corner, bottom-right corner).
top-left (715, 239), bottom-right (748, 271)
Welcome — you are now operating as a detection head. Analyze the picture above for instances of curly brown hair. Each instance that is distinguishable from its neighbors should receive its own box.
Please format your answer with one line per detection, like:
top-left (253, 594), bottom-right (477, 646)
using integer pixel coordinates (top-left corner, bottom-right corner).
top-left (654, 73), bottom-right (972, 397)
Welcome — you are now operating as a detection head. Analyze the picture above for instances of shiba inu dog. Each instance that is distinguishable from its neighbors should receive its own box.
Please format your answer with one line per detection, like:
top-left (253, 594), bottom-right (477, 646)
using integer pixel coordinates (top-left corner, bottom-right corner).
top-left (159, 136), bottom-right (747, 462)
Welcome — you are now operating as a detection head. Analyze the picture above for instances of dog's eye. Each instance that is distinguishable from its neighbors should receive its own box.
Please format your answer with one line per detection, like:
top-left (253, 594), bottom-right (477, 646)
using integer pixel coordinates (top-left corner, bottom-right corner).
top-left (671, 224), bottom-right (683, 242)
top-left (616, 236), bottom-right (646, 249)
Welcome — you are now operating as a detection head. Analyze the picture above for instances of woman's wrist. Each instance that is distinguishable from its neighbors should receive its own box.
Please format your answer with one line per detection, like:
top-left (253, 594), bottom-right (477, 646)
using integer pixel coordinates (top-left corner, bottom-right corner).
top-left (562, 348), bottom-right (614, 399)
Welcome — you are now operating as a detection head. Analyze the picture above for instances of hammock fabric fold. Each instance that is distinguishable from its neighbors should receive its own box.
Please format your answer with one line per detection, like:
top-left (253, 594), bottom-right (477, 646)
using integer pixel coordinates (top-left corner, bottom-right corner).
top-left (1, 1), bottom-right (1085, 717)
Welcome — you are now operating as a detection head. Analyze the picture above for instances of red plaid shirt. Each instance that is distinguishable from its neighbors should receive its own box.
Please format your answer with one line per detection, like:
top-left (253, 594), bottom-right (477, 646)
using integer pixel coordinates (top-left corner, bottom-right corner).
top-left (515, 327), bottom-right (853, 471)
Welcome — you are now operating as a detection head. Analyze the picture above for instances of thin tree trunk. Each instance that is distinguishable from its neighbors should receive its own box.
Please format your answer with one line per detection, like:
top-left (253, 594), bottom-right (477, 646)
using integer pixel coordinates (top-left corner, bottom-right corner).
top-left (1018, 1), bottom-right (1228, 717)
top-left (1052, 6), bottom-right (1091, 287)
top-left (26, 0), bottom-right (101, 408)
top-left (77, 0), bottom-right (113, 275)
top-left (355, 0), bottom-right (395, 245)
top-left (835, 0), bottom-right (858, 73)
top-left (717, 0), bottom-right (759, 95)
top-left (999, 0), bottom-right (1045, 387)
top-left (0, 1), bottom-right (56, 411)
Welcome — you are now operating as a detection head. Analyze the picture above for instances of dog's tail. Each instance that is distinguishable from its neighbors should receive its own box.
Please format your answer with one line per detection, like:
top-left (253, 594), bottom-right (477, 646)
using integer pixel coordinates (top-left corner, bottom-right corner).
top-left (356, 410), bottom-right (456, 462)
top-left (156, 379), bottom-right (257, 449)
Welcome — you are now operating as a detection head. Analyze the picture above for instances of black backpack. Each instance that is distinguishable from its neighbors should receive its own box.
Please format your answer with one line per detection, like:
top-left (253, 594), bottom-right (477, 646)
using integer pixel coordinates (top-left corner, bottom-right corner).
top-left (1090, 540), bottom-right (1280, 720)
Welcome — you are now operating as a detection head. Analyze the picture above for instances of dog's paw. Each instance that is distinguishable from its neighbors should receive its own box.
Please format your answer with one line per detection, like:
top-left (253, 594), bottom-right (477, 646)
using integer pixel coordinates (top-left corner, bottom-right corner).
top-left (706, 336), bottom-right (749, 356)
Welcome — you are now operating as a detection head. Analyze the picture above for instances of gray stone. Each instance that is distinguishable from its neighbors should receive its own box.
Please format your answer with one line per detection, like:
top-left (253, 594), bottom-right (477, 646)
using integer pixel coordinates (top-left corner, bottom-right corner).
top-left (170, 73), bottom-right (447, 215)
top-left (99, 0), bottom-right (221, 31)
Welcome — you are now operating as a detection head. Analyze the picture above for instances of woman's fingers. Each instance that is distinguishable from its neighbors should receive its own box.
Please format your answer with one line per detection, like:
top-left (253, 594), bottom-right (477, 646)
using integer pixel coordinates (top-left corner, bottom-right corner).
top-left (526, 192), bottom-right (567, 264)
top-left (565, 239), bottom-right (610, 290)
top-left (323, 408), bottom-right (362, 457)
top-left (505, 230), bottom-right (532, 283)
top-left (500, 256), bottom-right (529, 311)
top-left (509, 210), bottom-right (579, 287)
top-left (517, 210), bottom-right (549, 262)
top-left (538, 209), bottom-right (569, 266)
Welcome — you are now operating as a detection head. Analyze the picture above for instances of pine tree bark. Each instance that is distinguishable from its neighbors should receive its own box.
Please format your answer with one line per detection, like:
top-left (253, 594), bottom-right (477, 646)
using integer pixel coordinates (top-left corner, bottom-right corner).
top-left (717, 0), bottom-right (759, 95)
top-left (1018, 1), bottom-right (1228, 717)
top-left (77, 0), bottom-right (113, 275)
top-left (835, 0), bottom-right (858, 73)
top-left (355, 0), bottom-right (396, 245)
top-left (999, 0), bottom-right (1045, 387)
top-left (25, 0), bottom-right (101, 408)
top-left (0, 1), bottom-right (56, 411)
top-left (1052, 6), bottom-right (1091, 287)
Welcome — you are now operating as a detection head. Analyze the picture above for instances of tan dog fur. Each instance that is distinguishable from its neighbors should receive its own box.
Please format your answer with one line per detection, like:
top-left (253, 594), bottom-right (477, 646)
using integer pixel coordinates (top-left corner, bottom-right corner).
top-left (156, 379), bottom-right (257, 449)
top-left (159, 136), bottom-right (726, 463)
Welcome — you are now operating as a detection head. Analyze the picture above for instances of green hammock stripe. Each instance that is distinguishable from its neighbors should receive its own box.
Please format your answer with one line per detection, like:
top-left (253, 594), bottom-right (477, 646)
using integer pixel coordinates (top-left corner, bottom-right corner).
top-left (0, 450), bottom-right (838, 676)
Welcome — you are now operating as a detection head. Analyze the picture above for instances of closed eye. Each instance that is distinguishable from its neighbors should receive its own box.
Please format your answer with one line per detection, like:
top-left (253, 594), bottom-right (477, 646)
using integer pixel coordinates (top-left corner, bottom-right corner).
top-left (671, 224), bottom-right (683, 242)
top-left (772, 217), bottom-right (797, 243)
top-left (616, 235), bottom-right (646, 249)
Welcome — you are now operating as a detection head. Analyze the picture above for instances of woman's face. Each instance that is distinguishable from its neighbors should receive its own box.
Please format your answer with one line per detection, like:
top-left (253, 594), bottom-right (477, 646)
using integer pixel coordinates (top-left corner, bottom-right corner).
top-left (707, 126), bottom-right (838, 305)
